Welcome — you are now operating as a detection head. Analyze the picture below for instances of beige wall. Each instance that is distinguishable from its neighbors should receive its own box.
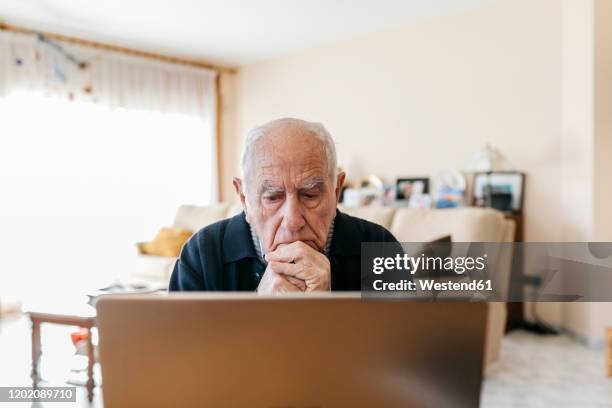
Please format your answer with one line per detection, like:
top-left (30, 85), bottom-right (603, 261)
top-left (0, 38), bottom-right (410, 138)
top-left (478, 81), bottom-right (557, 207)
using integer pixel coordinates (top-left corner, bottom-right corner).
top-left (556, 0), bottom-right (612, 348)
top-left (587, 0), bottom-right (612, 347)
top-left (593, 0), bottom-right (612, 243)
top-left (558, 0), bottom-right (595, 339)
top-left (220, 0), bottom-right (611, 344)
top-left (225, 0), bottom-right (562, 242)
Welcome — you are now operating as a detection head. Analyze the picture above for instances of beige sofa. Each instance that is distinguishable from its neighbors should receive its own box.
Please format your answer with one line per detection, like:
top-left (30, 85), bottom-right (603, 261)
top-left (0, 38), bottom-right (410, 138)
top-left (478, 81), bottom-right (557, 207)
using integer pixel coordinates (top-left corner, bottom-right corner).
top-left (339, 205), bottom-right (515, 369)
top-left (136, 202), bottom-right (514, 368)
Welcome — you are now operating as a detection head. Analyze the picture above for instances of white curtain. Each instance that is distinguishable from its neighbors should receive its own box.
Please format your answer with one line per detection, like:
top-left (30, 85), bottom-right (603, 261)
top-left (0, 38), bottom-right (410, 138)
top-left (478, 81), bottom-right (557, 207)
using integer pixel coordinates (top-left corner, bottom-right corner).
top-left (0, 31), bottom-right (218, 304)
top-left (0, 30), bottom-right (217, 117)
top-left (0, 32), bottom-right (218, 201)
top-left (0, 31), bottom-right (218, 198)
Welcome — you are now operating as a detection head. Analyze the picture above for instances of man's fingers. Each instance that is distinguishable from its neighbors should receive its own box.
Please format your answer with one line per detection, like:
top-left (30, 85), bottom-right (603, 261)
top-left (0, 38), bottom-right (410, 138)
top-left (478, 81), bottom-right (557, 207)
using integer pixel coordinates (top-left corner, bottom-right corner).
top-left (266, 241), bottom-right (313, 263)
top-left (268, 261), bottom-right (307, 280)
top-left (285, 276), bottom-right (307, 291)
top-left (272, 273), bottom-right (304, 292)
top-left (263, 243), bottom-right (332, 292)
top-left (258, 270), bottom-right (303, 294)
top-left (268, 261), bottom-right (302, 279)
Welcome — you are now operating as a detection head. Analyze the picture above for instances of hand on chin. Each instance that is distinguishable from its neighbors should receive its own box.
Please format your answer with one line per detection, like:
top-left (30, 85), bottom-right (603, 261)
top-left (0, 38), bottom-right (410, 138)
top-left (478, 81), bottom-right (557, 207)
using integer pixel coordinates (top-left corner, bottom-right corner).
top-left (273, 239), bottom-right (319, 253)
top-left (262, 241), bottom-right (331, 293)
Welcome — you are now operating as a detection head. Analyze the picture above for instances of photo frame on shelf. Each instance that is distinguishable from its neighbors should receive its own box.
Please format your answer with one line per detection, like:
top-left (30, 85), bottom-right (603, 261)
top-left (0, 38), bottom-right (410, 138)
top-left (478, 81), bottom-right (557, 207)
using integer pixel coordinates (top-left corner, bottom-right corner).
top-left (396, 177), bottom-right (429, 200)
top-left (472, 171), bottom-right (524, 213)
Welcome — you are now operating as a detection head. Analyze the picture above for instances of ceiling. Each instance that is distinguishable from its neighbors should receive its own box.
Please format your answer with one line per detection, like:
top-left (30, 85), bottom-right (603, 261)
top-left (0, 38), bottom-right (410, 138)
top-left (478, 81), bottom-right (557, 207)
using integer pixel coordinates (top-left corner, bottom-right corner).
top-left (0, 0), bottom-right (490, 67)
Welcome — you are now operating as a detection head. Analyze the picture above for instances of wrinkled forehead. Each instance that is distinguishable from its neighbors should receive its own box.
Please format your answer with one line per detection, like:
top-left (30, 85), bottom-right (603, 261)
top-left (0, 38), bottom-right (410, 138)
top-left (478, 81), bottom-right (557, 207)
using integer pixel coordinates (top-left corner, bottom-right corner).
top-left (247, 131), bottom-right (330, 189)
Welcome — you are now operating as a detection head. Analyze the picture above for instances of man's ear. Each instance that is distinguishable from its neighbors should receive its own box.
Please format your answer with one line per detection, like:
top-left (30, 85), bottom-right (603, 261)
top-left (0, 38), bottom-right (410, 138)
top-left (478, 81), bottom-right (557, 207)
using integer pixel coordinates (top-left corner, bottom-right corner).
top-left (334, 171), bottom-right (346, 204)
top-left (232, 177), bottom-right (248, 214)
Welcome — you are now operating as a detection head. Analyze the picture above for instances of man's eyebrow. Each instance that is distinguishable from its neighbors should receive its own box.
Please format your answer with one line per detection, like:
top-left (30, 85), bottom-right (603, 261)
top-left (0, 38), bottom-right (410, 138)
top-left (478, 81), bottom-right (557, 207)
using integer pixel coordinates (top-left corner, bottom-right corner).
top-left (298, 177), bottom-right (326, 191)
top-left (258, 181), bottom-right (285, 195)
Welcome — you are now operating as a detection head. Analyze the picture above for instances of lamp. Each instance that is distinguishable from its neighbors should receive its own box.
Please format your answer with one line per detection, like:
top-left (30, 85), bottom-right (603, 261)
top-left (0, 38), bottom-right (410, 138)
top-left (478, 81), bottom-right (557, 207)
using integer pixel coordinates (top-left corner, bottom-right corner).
top-left (469, 144), bottom-right (511, 172)
top-left (470, 145), bottom-right (513, 209)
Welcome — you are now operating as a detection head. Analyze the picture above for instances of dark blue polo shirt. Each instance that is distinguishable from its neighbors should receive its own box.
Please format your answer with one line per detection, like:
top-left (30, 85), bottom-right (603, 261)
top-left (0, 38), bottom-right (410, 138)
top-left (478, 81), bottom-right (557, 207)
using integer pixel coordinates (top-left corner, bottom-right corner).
top-left (168, 209), bottom-right (398, 291)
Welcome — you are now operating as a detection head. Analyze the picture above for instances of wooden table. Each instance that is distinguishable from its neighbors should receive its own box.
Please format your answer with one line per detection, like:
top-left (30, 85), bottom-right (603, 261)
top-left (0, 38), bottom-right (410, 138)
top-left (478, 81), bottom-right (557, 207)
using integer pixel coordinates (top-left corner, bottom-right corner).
top-left (28, 306), bottom-right (97, 402)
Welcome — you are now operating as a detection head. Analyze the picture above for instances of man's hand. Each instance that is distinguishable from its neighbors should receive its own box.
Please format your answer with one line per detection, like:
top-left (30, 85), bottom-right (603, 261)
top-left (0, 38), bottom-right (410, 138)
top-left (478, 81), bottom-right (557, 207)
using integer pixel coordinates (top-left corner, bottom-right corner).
top-left (256, 265), bottom-right (306, 294)
top-left (264, 241), bottom-right (331, 292)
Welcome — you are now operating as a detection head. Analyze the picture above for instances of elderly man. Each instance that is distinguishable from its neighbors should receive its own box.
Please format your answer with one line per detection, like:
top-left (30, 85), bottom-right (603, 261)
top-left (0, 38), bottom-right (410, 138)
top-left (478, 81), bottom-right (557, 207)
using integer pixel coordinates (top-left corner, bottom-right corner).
top-left (169, 118), bottom-right (398, 293)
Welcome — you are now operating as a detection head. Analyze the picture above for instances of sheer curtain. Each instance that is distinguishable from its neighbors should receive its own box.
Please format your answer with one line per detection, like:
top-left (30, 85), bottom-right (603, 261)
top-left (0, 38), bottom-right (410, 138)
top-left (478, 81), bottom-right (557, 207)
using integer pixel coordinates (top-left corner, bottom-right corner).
top-left (0, 30), bottom-right (217, 119)
top-left (0, 31), bottom-right (218, 304)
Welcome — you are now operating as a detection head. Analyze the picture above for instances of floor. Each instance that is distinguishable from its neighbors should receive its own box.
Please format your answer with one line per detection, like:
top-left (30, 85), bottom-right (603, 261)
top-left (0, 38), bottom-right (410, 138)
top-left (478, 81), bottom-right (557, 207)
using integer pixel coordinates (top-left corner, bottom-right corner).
top-left (482, 331), bottom-right (612, 407)
top-left (1, 314), bottom-right (611, 407)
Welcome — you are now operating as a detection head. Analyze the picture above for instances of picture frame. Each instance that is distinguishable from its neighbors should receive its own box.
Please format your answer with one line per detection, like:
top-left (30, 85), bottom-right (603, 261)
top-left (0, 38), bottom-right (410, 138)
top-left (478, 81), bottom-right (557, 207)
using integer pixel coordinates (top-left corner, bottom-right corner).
top-left (472, 171), bottom-right (525, 213)
top-left (396, 177), bottom-right (429, 200)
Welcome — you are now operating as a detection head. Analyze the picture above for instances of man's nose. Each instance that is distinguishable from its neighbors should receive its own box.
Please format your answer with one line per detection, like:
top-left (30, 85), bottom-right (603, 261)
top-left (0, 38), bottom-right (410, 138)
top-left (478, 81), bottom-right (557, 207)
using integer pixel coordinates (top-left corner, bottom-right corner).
top-left (282, 194), bottom-right (306, 232)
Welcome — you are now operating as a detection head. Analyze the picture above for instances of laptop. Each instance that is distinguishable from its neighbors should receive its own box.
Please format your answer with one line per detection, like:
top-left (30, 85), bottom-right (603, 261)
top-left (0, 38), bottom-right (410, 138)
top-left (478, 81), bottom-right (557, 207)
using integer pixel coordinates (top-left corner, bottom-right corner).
top-left (96, 293), bottom-right (487, 407)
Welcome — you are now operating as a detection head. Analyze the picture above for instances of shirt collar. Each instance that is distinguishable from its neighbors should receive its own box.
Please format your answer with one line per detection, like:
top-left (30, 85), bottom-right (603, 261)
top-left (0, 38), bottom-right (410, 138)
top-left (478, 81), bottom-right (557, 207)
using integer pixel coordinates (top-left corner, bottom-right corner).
top-left (328, 209), bottom-right (362, 257)
top-left (221, 212), bottom-right (259, 263)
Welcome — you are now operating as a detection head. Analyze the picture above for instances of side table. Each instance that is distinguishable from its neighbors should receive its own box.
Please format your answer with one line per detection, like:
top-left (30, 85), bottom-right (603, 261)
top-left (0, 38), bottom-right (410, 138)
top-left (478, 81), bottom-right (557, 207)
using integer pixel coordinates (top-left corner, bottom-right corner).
top-left (28, 309), bottom-right (97, 402)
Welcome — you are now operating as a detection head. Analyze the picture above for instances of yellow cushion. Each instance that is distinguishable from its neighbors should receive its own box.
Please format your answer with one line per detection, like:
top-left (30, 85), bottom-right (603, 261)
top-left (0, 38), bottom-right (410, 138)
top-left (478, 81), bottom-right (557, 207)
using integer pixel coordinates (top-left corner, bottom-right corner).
top-left (140, 227), bottom-right (192, 257)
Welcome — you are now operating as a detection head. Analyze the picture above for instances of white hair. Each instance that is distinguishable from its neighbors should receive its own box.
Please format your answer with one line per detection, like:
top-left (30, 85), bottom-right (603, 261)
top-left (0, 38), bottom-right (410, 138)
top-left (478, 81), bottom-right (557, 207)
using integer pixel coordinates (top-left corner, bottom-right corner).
top-left (240, 118), bottom-right (338, 187)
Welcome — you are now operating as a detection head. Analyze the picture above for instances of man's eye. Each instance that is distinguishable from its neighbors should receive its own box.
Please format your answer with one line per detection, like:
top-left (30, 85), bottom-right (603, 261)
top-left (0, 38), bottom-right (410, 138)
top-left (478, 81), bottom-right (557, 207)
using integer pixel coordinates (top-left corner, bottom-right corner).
top-left (264, 194), bottom-right (283, 202)
top-left (301, 192), bottom-right (320, 200)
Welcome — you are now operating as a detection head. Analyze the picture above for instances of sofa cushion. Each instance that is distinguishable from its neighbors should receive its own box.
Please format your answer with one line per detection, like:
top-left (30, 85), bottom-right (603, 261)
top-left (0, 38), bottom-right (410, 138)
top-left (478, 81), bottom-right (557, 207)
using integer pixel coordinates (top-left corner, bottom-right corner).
top-left (226, 202), bottom-right (244, 218)
top-left (390, 207), bottom-right (506, 242)
top-left (173, 203), bottom-right (231, 232)
top-left (139, 227), bottom-right (192, 257)
top-left (337, 205), bottom-right (396, 229)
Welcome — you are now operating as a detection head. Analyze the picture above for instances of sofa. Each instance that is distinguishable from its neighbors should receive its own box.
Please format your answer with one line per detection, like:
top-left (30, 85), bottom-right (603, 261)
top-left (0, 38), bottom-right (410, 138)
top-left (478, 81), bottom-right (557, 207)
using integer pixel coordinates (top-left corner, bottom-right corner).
top-left (339, 205), bottom-right (515, 369)
top-left (135, 202), bottom-right (515, 369)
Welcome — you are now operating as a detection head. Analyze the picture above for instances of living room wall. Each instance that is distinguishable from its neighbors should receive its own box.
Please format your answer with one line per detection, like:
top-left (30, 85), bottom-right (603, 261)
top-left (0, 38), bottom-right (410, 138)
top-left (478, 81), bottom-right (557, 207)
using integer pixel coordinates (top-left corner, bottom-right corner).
top-left (219, 0), bottom-right (612, 346)
top-left (223, 0), bottom-right (563, 243)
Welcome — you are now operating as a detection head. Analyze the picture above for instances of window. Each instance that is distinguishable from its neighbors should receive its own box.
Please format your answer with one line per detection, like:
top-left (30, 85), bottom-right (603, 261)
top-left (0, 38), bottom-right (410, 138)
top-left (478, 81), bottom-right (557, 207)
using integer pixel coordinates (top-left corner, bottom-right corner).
top-left (0, 92), bottom-right (214, 302)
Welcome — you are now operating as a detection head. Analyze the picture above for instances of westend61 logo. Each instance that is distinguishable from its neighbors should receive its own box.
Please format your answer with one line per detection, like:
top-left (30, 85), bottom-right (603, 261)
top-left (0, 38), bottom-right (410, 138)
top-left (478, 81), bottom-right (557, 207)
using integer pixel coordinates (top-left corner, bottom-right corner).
top-left (364, 242), bottom-right (612, 301)
top-left (372, 253), bottom-right (488, 275)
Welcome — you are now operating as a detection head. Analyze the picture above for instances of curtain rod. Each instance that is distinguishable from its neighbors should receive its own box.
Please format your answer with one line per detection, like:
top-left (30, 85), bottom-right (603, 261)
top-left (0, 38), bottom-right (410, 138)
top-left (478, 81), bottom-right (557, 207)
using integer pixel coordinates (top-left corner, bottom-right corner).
top-left (0, 21), bottom-right (237, 74)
